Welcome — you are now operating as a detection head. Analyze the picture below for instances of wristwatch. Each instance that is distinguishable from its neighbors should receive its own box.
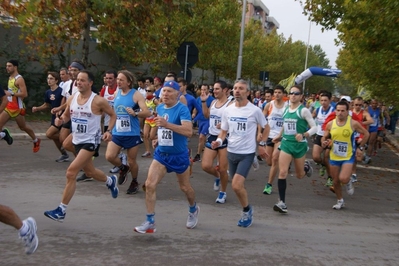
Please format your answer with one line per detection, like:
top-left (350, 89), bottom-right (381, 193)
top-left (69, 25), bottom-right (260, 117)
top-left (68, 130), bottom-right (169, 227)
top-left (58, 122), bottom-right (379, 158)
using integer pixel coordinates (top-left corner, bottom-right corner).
top-left (357, 146), bottom-right (364, 151)
top-left (258, 141), bottom-right (266, 147)
top-left (10, 92), bottom-right (15, 96)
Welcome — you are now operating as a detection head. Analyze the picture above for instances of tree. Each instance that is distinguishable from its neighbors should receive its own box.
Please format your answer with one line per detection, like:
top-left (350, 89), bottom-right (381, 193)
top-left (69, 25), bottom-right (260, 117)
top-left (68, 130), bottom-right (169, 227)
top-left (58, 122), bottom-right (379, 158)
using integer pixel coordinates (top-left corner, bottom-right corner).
top-left (299, 0), bottom-right (399, 102)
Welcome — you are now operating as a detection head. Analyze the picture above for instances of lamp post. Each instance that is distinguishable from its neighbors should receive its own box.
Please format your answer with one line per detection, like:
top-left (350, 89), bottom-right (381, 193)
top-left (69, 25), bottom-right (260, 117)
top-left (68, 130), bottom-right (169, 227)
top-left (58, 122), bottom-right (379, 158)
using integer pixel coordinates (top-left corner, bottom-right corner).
top-left (236, 0), bottom-right (247, 80)
top-left (303, 20), bottom-right (311, 95)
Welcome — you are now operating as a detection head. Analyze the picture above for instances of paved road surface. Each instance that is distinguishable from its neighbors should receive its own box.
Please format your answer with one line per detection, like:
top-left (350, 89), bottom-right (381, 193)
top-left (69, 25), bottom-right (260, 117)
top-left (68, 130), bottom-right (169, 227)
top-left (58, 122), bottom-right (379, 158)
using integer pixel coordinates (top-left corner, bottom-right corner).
top-left (0, 126), bottom-right (398, 265)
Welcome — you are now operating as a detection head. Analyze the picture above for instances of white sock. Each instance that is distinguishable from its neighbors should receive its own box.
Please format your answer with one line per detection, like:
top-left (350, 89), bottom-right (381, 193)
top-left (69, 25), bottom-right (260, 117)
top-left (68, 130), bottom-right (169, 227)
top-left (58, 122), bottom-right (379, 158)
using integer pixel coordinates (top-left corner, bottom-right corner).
top-left (33, 138), bottom-right (38, 143)
top-left (0, 132), bottom-right (5, 138)
top-left (59, 203), bottom-right (67, 213)
top-left (106, 176), bottom-right (113, 186)
top-left (19, 220), bottom-right (29, 236)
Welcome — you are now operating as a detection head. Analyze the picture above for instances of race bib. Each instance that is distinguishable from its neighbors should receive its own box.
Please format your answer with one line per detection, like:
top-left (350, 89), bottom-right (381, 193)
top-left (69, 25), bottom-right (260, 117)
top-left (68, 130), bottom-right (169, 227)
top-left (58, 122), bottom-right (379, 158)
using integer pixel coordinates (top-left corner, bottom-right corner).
top-left (158, 128), bottom-right (173, 146)
top-left (284, 121), bottom-right (297, 135)
top-left (230, 117), bottom-right (247, 136)
top-left (116, 115), bottom-right (131, 132)
top-left (333, 140), bottom-right (348, 157)
top-left (72, 118), bottom-right (88, 133)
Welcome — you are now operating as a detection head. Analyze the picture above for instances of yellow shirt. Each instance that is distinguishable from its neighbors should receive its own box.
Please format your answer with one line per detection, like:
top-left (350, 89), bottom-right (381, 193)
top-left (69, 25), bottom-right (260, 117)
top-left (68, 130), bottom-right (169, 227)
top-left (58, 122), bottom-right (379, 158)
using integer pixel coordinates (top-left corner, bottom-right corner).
top-left (329, 116), bottom-right (355, 161)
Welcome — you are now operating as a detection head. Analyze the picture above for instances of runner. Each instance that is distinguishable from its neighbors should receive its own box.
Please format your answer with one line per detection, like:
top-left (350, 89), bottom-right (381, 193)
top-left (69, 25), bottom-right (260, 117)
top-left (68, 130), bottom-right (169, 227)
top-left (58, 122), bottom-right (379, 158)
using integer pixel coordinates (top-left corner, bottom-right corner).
top-left (321, 100), bottom-right (369, 209)
top-left (272, 85), bottom-right (317, 214)
top-left (134, 81), bottom-right (199, 233)
top-left (0, 59), bottom-right (41, 152)
top-left (44, 70), bottom-right (118, 222)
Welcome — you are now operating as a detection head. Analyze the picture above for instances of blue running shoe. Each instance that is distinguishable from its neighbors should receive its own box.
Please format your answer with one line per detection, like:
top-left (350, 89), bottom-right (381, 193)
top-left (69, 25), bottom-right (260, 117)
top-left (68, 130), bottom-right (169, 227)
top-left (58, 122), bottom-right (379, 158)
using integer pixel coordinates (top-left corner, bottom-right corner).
top-left (237, 206), bottom-right (253, 228)
top-left (107, 175), bottom-right (119, 198)
top-left (44, 207), bottom-right (65, 222)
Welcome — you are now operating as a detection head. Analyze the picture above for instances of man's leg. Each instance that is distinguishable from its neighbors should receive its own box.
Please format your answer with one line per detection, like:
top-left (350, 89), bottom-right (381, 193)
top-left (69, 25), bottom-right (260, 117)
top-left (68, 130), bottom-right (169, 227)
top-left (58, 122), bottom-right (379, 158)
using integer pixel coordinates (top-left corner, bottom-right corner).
top-left (0, 204), bottom-right (38, 254)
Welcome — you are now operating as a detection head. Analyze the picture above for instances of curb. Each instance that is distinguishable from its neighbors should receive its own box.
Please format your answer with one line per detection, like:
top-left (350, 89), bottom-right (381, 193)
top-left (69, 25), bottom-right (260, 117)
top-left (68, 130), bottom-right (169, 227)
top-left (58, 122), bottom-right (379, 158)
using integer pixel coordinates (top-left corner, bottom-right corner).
top-left (385, 134), bottom-right (399, 151)
top-left (11, 133), bottom-right (47, 140)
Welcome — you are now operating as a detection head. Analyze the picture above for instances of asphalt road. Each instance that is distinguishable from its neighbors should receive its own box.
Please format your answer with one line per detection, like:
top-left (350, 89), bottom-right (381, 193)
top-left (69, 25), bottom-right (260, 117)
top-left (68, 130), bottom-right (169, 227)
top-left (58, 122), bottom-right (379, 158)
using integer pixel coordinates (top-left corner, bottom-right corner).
top-left (1, 136), bottom-right (398, 266)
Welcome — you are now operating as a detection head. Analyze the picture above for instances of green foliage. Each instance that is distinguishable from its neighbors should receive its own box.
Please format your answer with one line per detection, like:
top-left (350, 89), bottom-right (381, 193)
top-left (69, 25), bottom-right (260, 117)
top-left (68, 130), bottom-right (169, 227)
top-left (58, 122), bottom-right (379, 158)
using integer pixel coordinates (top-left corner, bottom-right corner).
top-left (1, 0), bottom-right (336, 93)
top-left (299, 0), bottom-right (399, 102)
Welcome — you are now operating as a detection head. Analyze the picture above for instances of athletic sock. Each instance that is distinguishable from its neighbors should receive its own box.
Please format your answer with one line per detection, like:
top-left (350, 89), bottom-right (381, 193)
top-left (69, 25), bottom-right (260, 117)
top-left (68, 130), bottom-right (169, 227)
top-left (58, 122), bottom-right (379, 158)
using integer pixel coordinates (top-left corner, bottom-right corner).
top-left (19, 220), bottom-right (29, 236)
top-left (189, 202), bottom-right (197, 213)
top-left (278, 179), bottom-right (287, 202)
top-left (106, 176), bottom-right (113, 186)
top-left (146, 213), bottom-right (155, 223)
top-left (59, 203), bottom-right (67, 213)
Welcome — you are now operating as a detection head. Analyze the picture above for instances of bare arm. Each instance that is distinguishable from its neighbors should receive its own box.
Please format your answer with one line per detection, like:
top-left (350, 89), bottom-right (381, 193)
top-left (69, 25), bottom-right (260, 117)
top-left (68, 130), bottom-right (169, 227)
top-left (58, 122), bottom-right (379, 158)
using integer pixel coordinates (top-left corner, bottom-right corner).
top-left (133, 91), bottom-right (151, 118)
top-left (156, 119), bottom-right (192, 138)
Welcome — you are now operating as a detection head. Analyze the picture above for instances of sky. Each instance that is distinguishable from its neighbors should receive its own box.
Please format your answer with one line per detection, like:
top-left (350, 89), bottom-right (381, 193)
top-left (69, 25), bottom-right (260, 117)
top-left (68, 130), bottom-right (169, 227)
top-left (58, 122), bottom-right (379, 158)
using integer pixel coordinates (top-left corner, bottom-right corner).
top-left (263, 0), bottom-right (340, 69)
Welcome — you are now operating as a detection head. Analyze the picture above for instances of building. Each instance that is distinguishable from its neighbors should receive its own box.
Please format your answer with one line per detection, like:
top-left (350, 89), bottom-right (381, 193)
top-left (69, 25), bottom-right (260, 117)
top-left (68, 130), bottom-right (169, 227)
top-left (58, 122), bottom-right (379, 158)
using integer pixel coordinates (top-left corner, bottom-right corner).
top-left (246, 0), bottom-right (280, 34)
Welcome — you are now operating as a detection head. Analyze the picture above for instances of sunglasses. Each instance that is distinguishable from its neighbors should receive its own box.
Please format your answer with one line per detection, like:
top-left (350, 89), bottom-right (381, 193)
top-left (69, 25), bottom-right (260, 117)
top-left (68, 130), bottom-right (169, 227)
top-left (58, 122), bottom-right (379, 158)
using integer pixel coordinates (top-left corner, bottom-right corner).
top-left (146, 90), bottom-right (153, 92)
top-left (354, 104), bottom-right (362, 106)
top-left (289, 92), bottom-right (301, 95)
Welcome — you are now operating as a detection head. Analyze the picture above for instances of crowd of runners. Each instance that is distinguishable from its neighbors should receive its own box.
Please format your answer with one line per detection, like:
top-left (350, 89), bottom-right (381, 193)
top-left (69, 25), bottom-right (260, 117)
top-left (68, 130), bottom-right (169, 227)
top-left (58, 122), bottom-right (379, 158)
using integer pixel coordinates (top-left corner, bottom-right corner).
top-left (0, 59), bottom-right (397, 254)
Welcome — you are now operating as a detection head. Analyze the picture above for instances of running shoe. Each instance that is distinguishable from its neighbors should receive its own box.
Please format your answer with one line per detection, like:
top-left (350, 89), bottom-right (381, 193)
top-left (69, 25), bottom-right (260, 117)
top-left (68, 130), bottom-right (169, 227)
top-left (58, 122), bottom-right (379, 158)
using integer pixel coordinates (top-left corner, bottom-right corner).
top-left (263, 184), bottom-right (272, 195)
top-left (325, 176), bottom-right (333, 187)
top-left (346, 181), bottom-right (354, 196)
top-left (363, 155), bottom-right (371, 164)
top-left (126, 179), bottom-right (139, 194)
top-left (141, 151), bottom-right (151, 157)
top-left (304, 160), bottom-right (313, 177)
top-left (118, 165), bottom-right (130, 185)
top-left (44, 207), bottom-right (65, 222)
top-left (120, 152), bottom-right (127, 165)
top-left (193, 154), bottom-right (201, 162)
top-left (186, 205), bottom-right (200, 229)
top-left (33, 138), bottom-right (41, 153)
top-left (55, 154), bottom-right (69, 163)
top-left (76, 173), bottom-right (93, 182)
top-left (19, 217), bottom-right (38, 255)
top-left (2, 128), bottom-right (13, 145)
top-left (332, 199), bottom-right (345, 210)
top-left (252, 156), bottom-right (259, 171)
top-left (273, 200), bottom-right (288, 214)
top-left (213, 178), bottom-right (220, 191)
top-left (319, 165), bottom-right (326, 177)
top-left (109, 166), bottom-right (119, 174)
top-left (107, 175), bottom-right (119, 198)
top-left (351, 174), bottom-right (358, 183)
top-left (134, 221), bottom-right (156, 234)
top-left (237, 205), bottom-right (253, 227)
top-left (215, 192), bottom-right (226, 204)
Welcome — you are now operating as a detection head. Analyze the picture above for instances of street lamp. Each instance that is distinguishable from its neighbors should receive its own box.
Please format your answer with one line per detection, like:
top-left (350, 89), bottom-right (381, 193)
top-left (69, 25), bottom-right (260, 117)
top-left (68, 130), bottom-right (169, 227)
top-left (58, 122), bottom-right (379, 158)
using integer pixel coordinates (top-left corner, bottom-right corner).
top-left (303, 20), bottom-right (311, 95)
top-left (236, 0), bottom-right (247, 80)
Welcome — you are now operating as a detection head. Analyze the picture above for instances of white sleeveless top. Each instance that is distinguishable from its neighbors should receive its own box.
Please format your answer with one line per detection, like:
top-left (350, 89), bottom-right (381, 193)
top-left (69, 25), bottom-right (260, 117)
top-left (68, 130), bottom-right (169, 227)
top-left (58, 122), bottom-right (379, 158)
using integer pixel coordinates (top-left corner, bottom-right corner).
top-left (267, 100), bottom-right (288, 138)
top-left (209, 98), bottom-right (232, 135)
top-left (70, 92), bottom-right (102, 145)
top-left (103, 86), bottom-right (115, 126)
top-left (315, 105), bottom-right (334, 136)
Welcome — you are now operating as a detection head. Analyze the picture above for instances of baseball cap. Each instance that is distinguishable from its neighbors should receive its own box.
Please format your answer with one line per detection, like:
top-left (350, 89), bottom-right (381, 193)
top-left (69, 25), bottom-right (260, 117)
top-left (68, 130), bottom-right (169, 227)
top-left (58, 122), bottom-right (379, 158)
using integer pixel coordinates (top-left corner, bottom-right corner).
top-left (163, 81), bottom-right (180, 91)
top-left (340, 96), bottom-right (351, 102)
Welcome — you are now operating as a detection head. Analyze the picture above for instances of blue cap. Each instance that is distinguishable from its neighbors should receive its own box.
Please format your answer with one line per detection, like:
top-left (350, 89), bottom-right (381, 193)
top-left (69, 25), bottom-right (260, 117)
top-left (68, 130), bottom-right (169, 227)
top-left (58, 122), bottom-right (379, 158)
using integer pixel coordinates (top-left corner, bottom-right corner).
top-left (163, 81), bottom-right (180, 91)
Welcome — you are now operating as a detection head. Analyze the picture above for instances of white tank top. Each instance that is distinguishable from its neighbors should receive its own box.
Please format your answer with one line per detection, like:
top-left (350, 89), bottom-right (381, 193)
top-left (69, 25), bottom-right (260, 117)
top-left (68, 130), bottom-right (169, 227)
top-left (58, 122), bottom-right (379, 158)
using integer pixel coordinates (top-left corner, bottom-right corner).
top-left (315, 105), bottom-right (334, 136)
top-left (267, 100), bottom-right (288, 138)
top-left (70, 92), bottom-right (102, 145)
top-left (209, 98), bottom-right (231, 135)
top-left (103, 86), bottom-right (115, 126)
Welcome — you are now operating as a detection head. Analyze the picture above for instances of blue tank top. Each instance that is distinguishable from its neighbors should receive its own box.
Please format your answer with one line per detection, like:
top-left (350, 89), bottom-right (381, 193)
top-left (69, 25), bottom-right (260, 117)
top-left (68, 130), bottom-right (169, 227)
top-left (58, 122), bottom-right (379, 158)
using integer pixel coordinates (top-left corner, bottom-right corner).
top-left (112, 89), bottom-right (140, 136)
top-left (368, 106), bottom-right (380, 131)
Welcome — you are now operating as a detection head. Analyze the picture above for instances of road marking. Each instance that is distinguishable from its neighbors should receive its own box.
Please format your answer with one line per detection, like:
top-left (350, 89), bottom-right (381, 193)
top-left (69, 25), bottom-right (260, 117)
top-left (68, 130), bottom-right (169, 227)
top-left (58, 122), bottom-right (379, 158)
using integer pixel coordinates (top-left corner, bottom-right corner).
top-left (356, 164), bottom-right (399, 173)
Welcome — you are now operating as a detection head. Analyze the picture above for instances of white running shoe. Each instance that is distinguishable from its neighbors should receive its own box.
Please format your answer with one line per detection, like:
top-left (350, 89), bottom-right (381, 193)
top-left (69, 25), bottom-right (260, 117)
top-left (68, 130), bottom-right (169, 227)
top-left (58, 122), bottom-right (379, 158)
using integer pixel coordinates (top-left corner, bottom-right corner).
top-left (333, 199), bottom-right (345, 210)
